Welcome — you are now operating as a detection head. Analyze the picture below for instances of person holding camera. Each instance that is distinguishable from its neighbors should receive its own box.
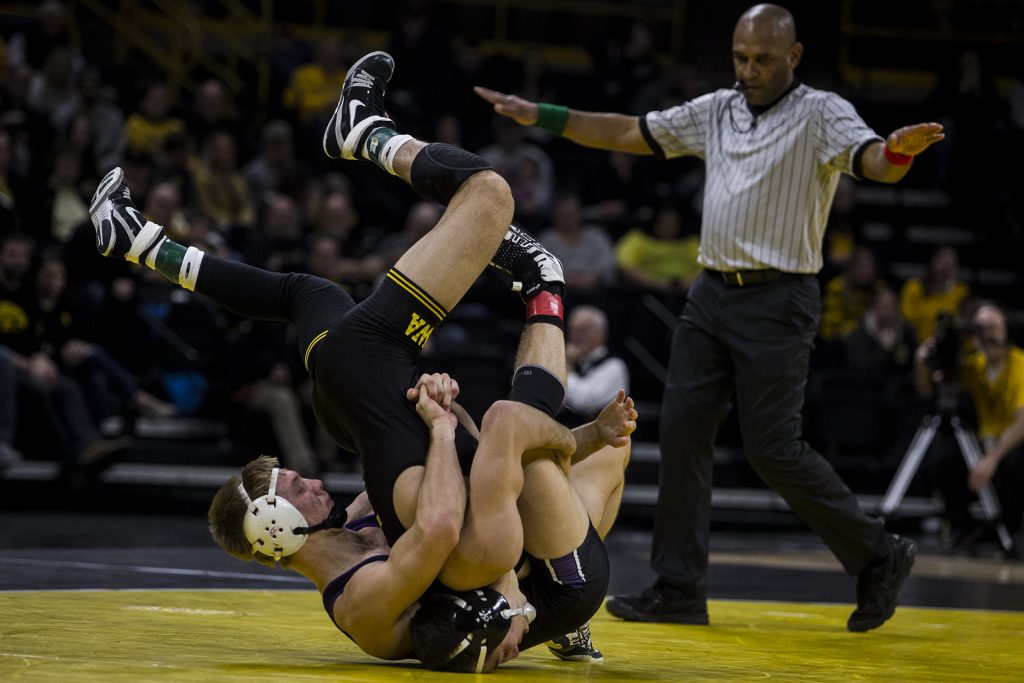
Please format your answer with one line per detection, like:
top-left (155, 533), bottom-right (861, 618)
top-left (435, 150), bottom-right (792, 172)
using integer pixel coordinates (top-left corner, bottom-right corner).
top-left (914, 302), bottom-right (1024, 547)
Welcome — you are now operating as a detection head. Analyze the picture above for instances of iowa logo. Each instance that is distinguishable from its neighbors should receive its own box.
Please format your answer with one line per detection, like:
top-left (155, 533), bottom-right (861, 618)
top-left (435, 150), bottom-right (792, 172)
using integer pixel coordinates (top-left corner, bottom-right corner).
top-left (405, 312), bottom-right (434, 347)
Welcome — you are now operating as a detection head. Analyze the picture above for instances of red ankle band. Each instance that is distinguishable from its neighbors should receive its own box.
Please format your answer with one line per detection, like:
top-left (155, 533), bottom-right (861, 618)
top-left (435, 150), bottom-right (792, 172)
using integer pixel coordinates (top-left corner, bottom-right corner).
top-left (527, 291), bottom-right (563, 322)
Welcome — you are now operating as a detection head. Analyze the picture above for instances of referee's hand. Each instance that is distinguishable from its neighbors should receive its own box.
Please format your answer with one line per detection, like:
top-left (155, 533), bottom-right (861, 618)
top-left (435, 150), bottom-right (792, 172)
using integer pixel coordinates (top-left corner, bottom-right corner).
top-left (886, 122), bottom-right (945, 156)
top-left (474, 86), bottom-right (538, 126)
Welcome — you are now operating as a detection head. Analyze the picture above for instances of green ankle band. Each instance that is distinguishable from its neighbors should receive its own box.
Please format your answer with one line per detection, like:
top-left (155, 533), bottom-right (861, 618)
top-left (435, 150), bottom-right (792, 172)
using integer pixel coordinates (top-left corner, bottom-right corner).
top-left (154, 240), bottom-right (186, 283)
top-left (536, 103), bottom-right (569, 135)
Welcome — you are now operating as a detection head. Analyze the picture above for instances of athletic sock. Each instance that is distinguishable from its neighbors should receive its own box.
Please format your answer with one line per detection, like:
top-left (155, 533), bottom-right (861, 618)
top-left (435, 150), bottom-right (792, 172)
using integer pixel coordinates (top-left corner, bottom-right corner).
top-left (151, 238), bottom-right (205, 291)
top-left (364, 127), bottom-right (413, 175)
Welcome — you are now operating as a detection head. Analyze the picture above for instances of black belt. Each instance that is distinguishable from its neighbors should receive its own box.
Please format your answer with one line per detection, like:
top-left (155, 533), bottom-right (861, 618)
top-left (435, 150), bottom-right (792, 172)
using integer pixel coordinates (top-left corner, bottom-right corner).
top-left (707, 269), bottom-right (796, 287)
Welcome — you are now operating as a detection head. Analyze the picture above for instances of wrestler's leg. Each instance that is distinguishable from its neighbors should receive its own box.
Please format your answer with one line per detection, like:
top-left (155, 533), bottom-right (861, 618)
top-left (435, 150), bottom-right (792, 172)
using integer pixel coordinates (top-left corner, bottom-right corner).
top-left (436, 400), bottom-right (573, 591)
top-left (89, 169), bottom-right (352, 362)
top-left (568, 443), bottom-right (631, 539)
top-left (327, 51), bottom-right (563, 325)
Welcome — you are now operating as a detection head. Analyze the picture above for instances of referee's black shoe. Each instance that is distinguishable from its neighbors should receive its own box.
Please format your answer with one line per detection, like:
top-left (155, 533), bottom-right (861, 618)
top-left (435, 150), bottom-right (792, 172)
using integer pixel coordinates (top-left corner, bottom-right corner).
top-left (605, 579), bottom-right (709, 625)
top-left (323, 50), bottom-right (395, 160)
top-left (847, 534), bottom-right (917, 632)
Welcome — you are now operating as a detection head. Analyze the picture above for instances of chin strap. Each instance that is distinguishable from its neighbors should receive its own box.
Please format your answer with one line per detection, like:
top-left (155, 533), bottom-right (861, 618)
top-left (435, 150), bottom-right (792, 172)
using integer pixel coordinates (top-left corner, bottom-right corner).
top-left (294, 502), bottom-right (347, 535)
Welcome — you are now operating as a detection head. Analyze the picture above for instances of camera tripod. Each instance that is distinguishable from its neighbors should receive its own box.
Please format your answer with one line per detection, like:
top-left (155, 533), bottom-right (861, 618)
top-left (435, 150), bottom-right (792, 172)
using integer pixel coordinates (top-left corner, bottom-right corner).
top-left (879, 382), bottom-right (1016, 556)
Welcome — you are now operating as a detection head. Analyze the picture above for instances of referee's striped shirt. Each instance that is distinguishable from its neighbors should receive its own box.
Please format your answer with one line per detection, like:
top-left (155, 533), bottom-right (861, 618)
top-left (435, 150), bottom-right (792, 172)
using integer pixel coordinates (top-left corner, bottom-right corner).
top-left (640, 83), bottom-right (881, 274)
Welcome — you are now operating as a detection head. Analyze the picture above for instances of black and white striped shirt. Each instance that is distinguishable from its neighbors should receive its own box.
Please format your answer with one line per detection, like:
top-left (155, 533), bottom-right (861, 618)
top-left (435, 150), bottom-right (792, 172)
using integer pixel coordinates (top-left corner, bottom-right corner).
top-left (641, 83), bottom-right (881, 274)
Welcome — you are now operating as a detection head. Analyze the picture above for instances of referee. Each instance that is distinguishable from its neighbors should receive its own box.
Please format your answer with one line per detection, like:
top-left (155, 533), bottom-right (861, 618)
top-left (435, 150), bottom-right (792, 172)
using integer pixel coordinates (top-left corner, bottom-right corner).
top-left (476, 3), bottom-right (944, 632)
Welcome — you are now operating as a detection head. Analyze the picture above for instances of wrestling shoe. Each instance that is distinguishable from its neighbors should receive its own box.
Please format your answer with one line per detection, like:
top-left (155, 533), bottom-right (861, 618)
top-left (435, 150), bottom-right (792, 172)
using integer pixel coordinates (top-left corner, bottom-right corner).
top-left (323, 50), bottom-right (396, 160)
top-left (847, 534), bottom-right (916, 632)
top-left (489, 224), bottom-right (564, 299)
top-left (546, 622), bottom-right (603, 663)
top-left (89, 167), bottom-right (166, 266)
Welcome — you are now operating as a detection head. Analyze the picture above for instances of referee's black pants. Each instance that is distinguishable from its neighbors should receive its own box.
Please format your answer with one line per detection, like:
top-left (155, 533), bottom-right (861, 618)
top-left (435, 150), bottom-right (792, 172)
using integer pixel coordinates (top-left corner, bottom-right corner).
top-left (652, 271), bottom-right (892, 598)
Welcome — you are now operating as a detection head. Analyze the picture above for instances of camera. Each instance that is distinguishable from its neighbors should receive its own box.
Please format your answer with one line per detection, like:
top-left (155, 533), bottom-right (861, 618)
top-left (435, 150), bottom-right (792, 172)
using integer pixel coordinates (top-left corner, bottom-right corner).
top-left (929, 312), bottom-right (979, 380)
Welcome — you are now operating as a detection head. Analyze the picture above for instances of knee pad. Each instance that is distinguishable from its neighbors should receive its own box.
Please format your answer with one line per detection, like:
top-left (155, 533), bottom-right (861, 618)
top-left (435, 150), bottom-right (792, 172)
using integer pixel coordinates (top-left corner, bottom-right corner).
top-left (409, 143), bottom-right (492, 205)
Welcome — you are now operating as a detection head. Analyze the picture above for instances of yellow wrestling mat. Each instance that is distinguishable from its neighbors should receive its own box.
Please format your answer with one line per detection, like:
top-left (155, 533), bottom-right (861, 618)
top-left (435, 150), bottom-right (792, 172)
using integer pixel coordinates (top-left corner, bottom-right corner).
top-left (2, 590), bottom-right (1022, 681)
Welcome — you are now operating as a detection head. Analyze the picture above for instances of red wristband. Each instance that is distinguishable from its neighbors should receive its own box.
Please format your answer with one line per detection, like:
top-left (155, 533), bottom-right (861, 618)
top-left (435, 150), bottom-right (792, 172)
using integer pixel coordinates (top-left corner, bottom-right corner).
top-left (884, 146), bottom-right (913, 166)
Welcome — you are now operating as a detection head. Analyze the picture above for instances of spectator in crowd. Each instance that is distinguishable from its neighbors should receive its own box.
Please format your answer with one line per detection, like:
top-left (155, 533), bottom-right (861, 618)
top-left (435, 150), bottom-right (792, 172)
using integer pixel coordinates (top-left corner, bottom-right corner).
top-left (580, 151), bottom-right (659, 230)
top-left (0, 126), bottom-right (28, 235)
top-left (820, 246), bottom-right (887, 341)
top-left (899, 246), bottom-right (970, 342)
top-left (306, 234), bottom-right (342, 285)
top-left (192, 130), bottom-right (256, 233)
top-left (226, 318), bottom-right (318, 476)
top-left (282, 38), bottom-right (347, 129)
top-left (593, 22), bottom-right (663, 113)
top-left (839, 287), bottom-right (919, 451)
top-left (51, 65), bottom-right (125, 173)
top-left (433, 113), bottom-right (463, 148)
top-left (242, 119), bottom-right (314, 206)
top-left (0, 63), bottom-right (40, 184)
top-left (246, 193), bottom-right (307, 273)
top-left (564, 305), bottom-right (630, 425)
top-left (538, 192), bottom-right (617, 306)
top-left (930, 50), bottom-right (1012, 224)
top-left (123, 82), bottom-right (186, 157)
top-left (375, 201), bottom-right (443, 275)
top-left (43, 147), bottom-right (90, 243)
top-left (842, 287), bottom-right (917, 378)
top-left (615, 204), bottom-right (701, 297)
top-left (142, 181), bottom-right (189, 242)
top-left (0, 234), bottom-right (126, 474)
top-left (32, 251), bottom-right (175, 424)
top-left (307, 189), bottom-right (382, 298)
top-left (5, 1), bottom-right (81, 73)
top-left (916, 301), bottom-right (1024, 547)
top-left (151, 130), bottom-right (197, 212)
top-left (25, 46), bottom-right (75, 119)
top-left (478, 116), bottom-right (555, 228)
top-left (188, 78), bottom-right (238, 149)
top-left (0, 344), bottom-right (23, 468)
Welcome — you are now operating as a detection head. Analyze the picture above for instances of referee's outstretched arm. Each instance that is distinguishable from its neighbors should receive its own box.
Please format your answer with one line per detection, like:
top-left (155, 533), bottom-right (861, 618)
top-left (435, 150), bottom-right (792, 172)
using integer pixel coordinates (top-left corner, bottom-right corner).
top-left (474, 86), bottom-right (652, 155)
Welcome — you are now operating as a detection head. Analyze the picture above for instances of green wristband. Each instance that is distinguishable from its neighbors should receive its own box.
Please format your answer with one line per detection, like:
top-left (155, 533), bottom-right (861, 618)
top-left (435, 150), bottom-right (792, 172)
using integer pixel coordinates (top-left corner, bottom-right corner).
top-left (536, 103), bottom-right (569, 135)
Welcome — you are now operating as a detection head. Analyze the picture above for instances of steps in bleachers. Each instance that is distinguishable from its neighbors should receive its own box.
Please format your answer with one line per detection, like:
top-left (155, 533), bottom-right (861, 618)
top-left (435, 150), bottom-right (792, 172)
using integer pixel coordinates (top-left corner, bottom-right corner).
top-left (1, 443), bottom-right (940, 527)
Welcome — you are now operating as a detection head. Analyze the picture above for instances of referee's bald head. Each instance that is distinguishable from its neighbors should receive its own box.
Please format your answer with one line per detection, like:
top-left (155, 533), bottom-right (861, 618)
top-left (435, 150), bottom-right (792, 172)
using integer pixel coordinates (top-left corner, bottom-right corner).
top-left (736, 4), bottom-right (797, 44)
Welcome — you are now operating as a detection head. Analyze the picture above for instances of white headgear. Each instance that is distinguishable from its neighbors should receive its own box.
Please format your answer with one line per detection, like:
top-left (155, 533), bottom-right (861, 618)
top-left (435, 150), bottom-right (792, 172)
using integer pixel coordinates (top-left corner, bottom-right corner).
top-left (237, 467), bottom-right (309, 561)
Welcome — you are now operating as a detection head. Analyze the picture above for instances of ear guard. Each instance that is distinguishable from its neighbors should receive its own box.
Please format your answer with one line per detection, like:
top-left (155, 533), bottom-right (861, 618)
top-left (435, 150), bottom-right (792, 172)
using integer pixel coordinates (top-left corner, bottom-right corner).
top-left (237, 467), bottom-right (309, 561)
top-left (445, 588), bottom-right (536, 673)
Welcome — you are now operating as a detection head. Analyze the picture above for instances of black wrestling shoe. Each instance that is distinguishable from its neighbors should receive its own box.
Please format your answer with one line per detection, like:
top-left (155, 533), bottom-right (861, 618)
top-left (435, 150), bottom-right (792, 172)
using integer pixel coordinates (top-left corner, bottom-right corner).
top-left (489, 224), bottom-right (564, 299)
top-left (546, 622), bottom-right (603, 663)
top-left (847, 534), bottom-right (916, 632)
top-left (323, 50), bottom-right (396, 160)
top-left (605, 580), bottom-right (709, 625)
top-left (89, 167), bottom-right (165, 265)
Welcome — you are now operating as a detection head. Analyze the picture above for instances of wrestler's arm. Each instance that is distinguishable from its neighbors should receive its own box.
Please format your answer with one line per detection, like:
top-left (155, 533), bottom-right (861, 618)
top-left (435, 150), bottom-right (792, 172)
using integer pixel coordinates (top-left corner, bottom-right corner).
top-left (338, 394), bottom-right (466, 658)
top-left (570, 390), bottom-right (637, 465)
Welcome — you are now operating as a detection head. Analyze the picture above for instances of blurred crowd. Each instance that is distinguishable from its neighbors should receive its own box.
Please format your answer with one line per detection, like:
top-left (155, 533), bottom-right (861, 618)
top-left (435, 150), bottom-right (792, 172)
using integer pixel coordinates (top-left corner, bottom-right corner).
top-left (0, 2), bottom-right (1022, 538)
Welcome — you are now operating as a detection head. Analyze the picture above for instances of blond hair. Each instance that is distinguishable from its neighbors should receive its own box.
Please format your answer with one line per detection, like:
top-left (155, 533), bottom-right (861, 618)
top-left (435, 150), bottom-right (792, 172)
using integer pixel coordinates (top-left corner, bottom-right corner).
top-left (208, 455), bottom-right (292, 569)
